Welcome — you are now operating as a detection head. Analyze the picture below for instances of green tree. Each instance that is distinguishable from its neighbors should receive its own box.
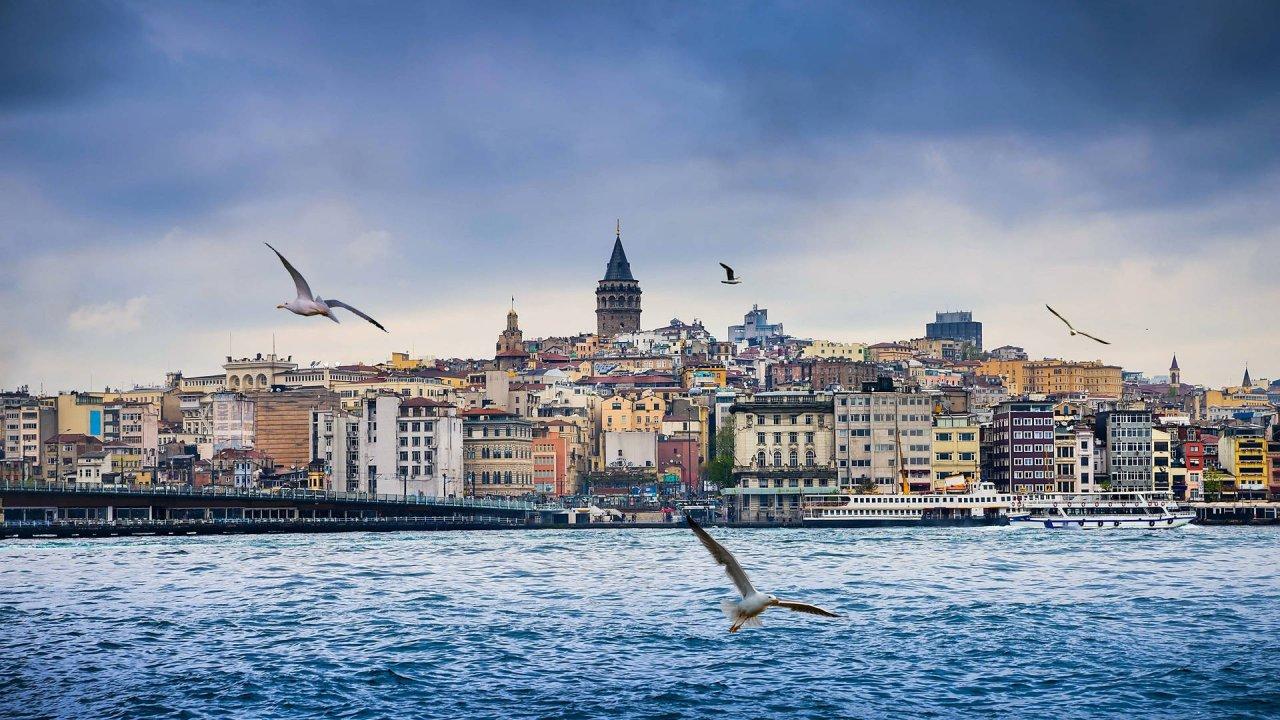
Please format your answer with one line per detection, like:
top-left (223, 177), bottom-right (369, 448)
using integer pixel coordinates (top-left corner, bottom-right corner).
top-left (704, 417), bottom-right (736, 489)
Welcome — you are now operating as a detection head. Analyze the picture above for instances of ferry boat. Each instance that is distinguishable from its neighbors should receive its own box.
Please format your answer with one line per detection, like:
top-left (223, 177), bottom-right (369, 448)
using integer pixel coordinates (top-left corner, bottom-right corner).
top-left (1007, 491), bottom-right (1195, 529)
top-left (802, 481), bottom-right (1012, 527)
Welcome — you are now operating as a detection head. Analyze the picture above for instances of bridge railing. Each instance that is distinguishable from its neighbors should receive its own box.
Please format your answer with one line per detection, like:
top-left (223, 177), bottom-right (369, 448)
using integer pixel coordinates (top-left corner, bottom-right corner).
top-left (0, 514), bottom-right (528, 530)
top-left (0, 479), bottom-right (561, 512)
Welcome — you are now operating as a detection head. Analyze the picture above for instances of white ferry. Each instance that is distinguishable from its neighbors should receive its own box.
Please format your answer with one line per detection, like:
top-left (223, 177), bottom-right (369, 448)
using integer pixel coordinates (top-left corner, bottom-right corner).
top-left (1008, 491), bottom-right (1195, 529)
top-left (802, 480), bottom-right (1012, 527)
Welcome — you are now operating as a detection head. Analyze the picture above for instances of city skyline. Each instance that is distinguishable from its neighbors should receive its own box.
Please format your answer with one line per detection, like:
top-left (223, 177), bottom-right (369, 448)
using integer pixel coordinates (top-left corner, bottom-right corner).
top-left (3, 1), bottom-right (1279, 389)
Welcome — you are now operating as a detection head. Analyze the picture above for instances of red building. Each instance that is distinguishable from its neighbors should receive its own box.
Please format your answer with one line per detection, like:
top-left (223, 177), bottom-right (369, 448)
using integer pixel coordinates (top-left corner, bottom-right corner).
top-left (657, 434), bottom-right (700, 494)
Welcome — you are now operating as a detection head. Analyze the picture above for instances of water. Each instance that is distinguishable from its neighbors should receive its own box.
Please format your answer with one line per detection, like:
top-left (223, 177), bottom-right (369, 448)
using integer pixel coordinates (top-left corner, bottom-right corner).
top-left (2, 526), bottom-right (1278, 720)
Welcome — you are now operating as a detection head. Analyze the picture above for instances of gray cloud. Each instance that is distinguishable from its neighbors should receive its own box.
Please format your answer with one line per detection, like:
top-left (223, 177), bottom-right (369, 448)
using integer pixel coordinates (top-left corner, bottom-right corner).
top-left (1, 1), bottom-right (1278, 389)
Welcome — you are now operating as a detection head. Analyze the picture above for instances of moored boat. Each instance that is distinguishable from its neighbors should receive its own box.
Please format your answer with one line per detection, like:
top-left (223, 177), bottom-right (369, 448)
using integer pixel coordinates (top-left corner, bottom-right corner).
top-left (801, 481), bottom-right (1011, 527)
top-left (1008, 491), bottom-right (1194, 529)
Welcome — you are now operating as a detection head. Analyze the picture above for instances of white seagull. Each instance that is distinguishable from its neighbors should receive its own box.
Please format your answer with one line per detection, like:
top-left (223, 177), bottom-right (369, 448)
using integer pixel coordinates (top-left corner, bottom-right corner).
top-left (266, 243), bottom-right (388, 332)
top-left (1045, 304), bottom-right (1109, 345)
top-left (719, 262), bottom-right (742, 285)
top-left (686, 516), bottom-right (839, 632)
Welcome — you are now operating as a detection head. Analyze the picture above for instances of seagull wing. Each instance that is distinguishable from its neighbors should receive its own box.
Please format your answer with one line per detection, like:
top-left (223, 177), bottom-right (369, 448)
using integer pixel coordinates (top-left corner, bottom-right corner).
top-left (719, 262), bottom-right (736, 281)
top-left (1077, 331), bottom-right (1111, 345)
top-left (686, 515), bottom-right (755, 597)
top-left (265, 243), bottom-right (313, 301)
top-left (1045, 304), bottom-right (1074, 332)
top-left (323, 299), bottom-right (388, 332)
top-left (775, 600), bottom-right (840, 618)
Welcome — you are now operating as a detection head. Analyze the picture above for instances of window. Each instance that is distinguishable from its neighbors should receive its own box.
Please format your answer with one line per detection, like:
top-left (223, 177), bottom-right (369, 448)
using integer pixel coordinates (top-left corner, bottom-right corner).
top-left (773, 451), bottom-right (782, 467)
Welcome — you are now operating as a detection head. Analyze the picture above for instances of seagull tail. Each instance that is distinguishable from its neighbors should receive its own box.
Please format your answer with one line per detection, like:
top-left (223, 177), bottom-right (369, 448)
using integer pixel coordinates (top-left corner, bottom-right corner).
top-left (721, 600), bottom-right (741, 621)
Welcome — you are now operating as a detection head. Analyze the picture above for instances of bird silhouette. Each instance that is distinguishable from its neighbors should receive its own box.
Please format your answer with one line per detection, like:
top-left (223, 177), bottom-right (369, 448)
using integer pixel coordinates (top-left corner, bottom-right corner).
top-left (719, 263), bottom-right (742, 285)
top-left (1045, 304), bottom-right (1109, 344)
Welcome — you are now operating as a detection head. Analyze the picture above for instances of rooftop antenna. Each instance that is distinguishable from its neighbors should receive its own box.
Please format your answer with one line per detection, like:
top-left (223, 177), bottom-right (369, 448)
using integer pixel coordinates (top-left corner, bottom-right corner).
top-left (616, 218), bottom-right (621, 239)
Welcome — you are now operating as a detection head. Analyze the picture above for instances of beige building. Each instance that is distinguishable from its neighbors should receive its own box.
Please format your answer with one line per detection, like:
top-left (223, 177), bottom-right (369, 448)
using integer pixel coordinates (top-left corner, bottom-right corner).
top-left (724, 392), bottom-right (836, 520)
top-left (834, 387), bottom-right (933, 493)
top-left (463, 408), bottom-right (535, 497)
top-left (801, 340), bottom-right (867, 362)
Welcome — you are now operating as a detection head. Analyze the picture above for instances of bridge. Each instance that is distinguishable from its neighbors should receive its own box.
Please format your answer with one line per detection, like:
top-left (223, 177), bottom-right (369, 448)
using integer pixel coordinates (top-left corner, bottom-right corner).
top-left (0, 480), bottom-right (551, 527)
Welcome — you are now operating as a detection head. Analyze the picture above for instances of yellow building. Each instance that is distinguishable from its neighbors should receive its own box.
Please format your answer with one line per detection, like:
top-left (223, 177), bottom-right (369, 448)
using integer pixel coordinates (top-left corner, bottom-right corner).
top-left (1024, 360), bottom-right (1122, 399)
top-left (599, 392), bottom-right (667, 434)
top-left (385, 351), bottom-right (434, 371)
top-left (801, 341), bottom-right (867, 362)
top-left (680, 365), bottom-right (727, 389)
top-left (977, 359), bottom-right (1029, 395)
top-left (931, 416), bottom-right (979, 486)
top-left (54, 392), bottom-right (107, 437)
top-left (977, 359), bottom-right (1121, 399)
top-left (1219, 436), bottom-right (1270, 497)
top-left (867, 343), bottom-right (915, 363)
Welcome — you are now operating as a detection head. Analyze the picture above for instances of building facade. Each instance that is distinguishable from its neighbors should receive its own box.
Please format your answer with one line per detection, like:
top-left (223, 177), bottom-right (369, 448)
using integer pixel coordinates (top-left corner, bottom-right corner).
top-left (726, 393), bottom-right (835, 520)
top-left (925, 311), bottom-right (982, 353)
top-left (463, 409), bottom-right (535, 497)
top-left (834, 385), bottom-right (934, 493)
top-left (983, 400), bottom-right (1055, 493)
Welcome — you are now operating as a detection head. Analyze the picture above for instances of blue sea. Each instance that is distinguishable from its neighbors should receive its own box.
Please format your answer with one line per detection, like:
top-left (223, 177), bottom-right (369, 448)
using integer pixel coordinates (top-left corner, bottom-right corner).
top-left (2, 526), bottom-right (1278, 719)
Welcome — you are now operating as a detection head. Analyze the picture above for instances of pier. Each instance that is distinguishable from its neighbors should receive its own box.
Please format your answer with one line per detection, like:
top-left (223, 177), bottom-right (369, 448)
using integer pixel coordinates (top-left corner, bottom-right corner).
top-left (1192, 502), bottom-right (1280, 525)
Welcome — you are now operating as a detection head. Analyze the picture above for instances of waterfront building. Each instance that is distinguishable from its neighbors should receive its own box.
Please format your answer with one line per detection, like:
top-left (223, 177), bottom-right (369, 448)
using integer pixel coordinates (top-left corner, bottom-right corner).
top-left (1102, 410), bottom-right (1158, 492)
top-left (982, 400), bottom-right (1055, 493)
top-left (932, 415), bottom-right (980, 486)
top-left (319, 395), bottom-right (464, 497)
top-left (1218, 436), bottom-right (1271, 500)
top-left (926, 310), bottom-right (983, 353)
top-left (596, 225), bottom-right (642, 340)
top-left (42, 434), bottom-right (104, 482)
top-left (603, 430), bottom-right (657, 469)
top-left (834, 382), bottom-right (934, 493)
top-left (724, 392), bottom-right (835, 520)
top-left (3, 400), bottom-right (55, 478)
top-left (254, 387), bottom-right (341, 472)
top-left (728, 305), bottom-right (785, 346)
top-left (532, 422), bottom-right (576, 496)
top-left (462, 408), bottom-right (534, 497)
top-left (101, 403), bottom-right (159, 465)
top-left (1153, 427), bottom-right (1172, 494)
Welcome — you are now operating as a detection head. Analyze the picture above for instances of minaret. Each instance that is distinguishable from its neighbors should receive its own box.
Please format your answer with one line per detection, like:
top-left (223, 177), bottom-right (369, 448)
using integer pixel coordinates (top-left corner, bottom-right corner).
top-left (595, 220), bottom-right (642, 339)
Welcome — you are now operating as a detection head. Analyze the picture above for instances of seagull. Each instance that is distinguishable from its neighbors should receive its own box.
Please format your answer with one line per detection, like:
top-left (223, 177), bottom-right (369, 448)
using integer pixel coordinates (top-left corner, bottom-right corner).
top-left (686, 515), bottom-right (838, 632)
top-left (1045, 304), bottom-right (1109, 345)
top-left (719, 263), bottom-right (742, 285)
top-left (266, 243), bottom-right (388, 332)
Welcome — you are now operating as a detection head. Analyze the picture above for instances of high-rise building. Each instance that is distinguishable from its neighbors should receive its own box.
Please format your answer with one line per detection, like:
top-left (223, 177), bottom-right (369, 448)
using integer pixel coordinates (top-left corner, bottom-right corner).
top-left (926, 311), bottom-right (982, 352)
top-left (596, 223), bottom-right (642, 339)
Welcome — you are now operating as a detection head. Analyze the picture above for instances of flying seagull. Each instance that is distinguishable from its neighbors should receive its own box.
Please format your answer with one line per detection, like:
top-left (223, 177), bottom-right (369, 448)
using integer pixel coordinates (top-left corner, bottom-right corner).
top-left (719, 263), bottom-right (742, 285)
top-left (686, 515), bottom-right (838, 632)
top-left (266, 243), bottom-right (388, 332)
top-left (1045, 304), bottom-right (1109, 345)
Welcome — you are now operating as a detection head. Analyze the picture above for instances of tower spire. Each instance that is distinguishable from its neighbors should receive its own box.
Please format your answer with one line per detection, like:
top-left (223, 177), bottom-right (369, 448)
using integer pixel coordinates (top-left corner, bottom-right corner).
top-left (616, 218), bottom-right (620, 240)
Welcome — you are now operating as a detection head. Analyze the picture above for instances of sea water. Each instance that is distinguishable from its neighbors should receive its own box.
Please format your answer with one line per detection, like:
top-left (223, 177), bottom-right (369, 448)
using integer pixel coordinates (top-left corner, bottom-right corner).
top-left (2, 526), bottom-right (1278, 719)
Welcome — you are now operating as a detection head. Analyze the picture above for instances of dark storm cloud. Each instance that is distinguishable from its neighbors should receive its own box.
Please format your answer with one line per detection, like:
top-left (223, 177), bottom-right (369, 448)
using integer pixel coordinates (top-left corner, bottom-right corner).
top-left (0, 0), bottom-right (149, 108)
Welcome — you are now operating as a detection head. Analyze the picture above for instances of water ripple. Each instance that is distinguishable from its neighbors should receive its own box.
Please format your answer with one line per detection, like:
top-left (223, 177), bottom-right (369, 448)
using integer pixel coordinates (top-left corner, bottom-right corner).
top-left (1, 527), bottom-right (1278, 719)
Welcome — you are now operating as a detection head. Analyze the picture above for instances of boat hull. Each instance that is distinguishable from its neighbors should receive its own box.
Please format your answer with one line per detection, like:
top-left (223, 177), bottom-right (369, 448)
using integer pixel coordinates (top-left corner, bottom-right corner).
top-left (802, 516), bottom-right (1008, 528)
top-left (1008, 513), bottom-right (1195, 529)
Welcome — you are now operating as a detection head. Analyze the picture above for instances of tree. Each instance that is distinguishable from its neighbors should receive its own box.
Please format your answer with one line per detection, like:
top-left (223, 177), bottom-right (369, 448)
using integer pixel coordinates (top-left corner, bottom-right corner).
top-left (704, 417), bottom-right (736, 489)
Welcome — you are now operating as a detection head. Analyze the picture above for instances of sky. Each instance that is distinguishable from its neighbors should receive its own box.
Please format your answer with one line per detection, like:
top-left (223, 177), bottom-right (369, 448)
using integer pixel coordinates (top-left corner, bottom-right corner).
top-left (2, 0), bottom-right (1278, 391)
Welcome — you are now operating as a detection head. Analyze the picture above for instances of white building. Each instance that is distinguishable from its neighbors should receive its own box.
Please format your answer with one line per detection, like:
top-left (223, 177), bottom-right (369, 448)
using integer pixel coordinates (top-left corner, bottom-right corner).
top-left (603, 430), bottom-right (657, 469)
top-left (313, 394), bottom-right (463, 498)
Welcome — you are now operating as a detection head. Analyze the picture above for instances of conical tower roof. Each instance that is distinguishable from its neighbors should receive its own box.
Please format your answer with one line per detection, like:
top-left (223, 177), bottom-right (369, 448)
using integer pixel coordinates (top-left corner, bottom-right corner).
top-left (1242, 365), bottom-right (1252, 387)
top-left (1170, 354), bottom-right (1179, 371)
top-left (603, 225), bottom-right (634, 281)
